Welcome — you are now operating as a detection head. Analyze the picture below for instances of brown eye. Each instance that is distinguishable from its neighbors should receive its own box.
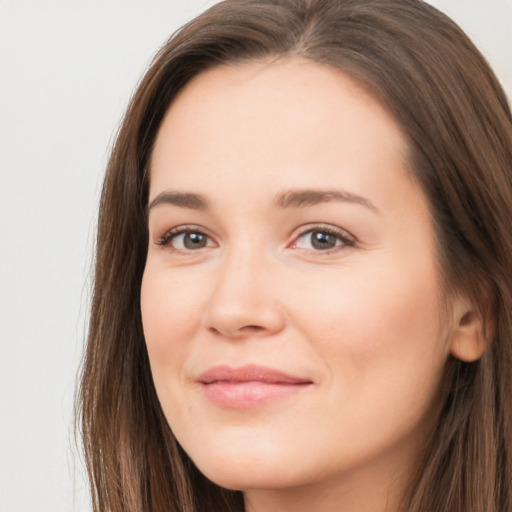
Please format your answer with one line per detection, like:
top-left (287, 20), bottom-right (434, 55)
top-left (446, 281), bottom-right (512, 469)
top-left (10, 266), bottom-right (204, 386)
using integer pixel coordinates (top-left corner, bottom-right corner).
top-left (293, 226), bottom-right (354, 253)
top-left (182, 232), bottom-right (208, 249)
top-left (161, 230), bottom-right (214, 251)
top-left (310, 231), bottom-right (338, 250)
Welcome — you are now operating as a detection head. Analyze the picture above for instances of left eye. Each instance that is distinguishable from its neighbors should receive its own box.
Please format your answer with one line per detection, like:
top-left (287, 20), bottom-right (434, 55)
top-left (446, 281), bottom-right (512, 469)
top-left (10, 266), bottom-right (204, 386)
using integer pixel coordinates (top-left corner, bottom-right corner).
top-left (293, 229), bottom-right (351, 251)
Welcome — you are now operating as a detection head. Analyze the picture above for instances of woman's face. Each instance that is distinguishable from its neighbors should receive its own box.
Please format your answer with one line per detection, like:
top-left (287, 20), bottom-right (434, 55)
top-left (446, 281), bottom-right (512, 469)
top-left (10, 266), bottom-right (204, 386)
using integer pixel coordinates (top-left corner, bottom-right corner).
top-left (141, 58), bottom-right (463, 508)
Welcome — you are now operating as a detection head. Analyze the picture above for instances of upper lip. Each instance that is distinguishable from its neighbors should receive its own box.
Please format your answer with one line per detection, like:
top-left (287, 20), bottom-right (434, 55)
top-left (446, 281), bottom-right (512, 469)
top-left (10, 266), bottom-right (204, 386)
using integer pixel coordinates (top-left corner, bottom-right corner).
top-left (197, 364), bottom-right (312, 385)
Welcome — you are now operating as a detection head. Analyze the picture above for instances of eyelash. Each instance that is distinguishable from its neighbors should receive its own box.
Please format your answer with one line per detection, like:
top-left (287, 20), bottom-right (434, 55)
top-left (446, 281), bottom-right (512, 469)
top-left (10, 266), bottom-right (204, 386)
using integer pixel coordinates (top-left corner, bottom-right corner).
top-left (292, 224), bottom-right (355, 253)
top-left (155, 225), bottom-right (213, 251)
top-left (155, 224), bottom-right (356, 254)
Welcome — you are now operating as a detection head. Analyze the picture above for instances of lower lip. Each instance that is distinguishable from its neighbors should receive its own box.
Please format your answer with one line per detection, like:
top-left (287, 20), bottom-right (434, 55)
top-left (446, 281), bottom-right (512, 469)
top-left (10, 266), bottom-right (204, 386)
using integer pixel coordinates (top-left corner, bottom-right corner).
top-left (201, 381), bottom-right (311, 409)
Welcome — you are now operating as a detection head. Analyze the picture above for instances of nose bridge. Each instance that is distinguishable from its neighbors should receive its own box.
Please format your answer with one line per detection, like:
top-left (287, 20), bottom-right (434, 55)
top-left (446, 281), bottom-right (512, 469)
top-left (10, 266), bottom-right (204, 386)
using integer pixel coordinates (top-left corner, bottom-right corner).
top-left (203, 236), bottom-right (285, 337)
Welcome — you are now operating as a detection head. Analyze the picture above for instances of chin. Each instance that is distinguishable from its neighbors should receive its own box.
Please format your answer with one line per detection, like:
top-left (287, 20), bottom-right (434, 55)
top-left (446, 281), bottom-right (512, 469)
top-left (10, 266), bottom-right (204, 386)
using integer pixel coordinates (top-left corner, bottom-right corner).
top-left (182, 432), bottom-right (304, 491)
top-left (197, 461), bottom-right (297, 492)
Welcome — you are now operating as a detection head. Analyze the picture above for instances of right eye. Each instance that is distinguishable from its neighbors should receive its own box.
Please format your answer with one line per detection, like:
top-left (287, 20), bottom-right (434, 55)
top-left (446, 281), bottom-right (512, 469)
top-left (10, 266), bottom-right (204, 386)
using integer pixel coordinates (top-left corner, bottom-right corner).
top-left (157, 227), bottom-right (216, 252)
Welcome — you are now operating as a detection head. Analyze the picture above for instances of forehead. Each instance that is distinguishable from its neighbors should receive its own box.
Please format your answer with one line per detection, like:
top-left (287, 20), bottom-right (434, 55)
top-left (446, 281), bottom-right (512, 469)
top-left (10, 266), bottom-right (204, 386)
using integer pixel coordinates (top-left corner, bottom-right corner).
top-left (149, 57), bottom-right (415, 213)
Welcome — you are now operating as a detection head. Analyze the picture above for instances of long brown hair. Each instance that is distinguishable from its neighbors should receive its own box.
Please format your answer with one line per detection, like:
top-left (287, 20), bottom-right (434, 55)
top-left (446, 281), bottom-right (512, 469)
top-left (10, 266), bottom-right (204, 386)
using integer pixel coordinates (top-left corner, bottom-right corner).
top-left (77, 1), bottom-right (512, 510)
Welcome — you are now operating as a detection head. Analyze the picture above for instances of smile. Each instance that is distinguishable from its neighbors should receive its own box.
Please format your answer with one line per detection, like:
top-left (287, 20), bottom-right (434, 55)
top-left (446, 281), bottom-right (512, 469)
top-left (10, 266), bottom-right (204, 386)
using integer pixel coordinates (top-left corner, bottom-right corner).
top-left (196, 364), bottom-right (313, 409)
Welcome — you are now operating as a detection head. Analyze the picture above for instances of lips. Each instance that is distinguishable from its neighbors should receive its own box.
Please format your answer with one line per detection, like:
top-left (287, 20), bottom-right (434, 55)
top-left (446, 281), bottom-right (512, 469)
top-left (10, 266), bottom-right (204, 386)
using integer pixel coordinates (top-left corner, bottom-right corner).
top-left (197, 364), bottom-right (313, 409)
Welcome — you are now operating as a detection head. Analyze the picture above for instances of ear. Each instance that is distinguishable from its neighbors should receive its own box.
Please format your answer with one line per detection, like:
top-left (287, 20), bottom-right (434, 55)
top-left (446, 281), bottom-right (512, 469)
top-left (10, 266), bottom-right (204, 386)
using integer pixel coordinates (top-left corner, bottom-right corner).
top-left (449, 297), bottom-right (492, 362)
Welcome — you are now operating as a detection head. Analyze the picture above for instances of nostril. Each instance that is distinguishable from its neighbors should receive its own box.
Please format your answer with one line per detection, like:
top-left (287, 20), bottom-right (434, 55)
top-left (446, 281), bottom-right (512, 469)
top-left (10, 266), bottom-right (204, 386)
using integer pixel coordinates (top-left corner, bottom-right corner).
top-left (241, 325), bottom-right (265, 332)
top-left (207, 324), bottom-right (265, 337)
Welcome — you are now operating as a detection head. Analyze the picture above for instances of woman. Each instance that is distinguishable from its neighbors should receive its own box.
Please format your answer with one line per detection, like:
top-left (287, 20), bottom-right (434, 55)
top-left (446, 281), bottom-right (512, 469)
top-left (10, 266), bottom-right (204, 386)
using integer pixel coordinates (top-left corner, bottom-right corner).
top-left (78, 0), bottom-right (512, 511)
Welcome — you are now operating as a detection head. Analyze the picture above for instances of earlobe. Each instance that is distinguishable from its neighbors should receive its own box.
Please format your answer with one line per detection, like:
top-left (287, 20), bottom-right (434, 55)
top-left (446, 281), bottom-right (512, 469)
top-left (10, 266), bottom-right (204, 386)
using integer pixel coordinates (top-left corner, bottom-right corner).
top-left (449, 307), bottom-right (491, 363)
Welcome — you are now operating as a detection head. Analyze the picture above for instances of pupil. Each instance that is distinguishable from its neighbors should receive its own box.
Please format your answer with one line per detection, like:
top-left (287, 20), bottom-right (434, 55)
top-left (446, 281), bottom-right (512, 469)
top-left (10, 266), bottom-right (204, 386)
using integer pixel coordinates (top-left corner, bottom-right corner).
top-left (184, 232), bottom-right (206, 249)
top-left (311, 231), bottom-right (336, 250)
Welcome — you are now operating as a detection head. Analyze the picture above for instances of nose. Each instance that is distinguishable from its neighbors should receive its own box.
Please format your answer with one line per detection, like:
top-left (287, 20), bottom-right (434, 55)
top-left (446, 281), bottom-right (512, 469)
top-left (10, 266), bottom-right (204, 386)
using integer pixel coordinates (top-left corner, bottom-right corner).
top-left (202, 247), bottom-right (286, 339)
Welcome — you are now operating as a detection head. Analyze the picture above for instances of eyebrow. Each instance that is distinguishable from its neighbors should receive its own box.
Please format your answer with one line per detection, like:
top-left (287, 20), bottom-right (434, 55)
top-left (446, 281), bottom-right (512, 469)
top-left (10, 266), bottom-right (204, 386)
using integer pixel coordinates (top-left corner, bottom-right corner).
top-left (148, 191), bottom-right (210, 212)
top-left (274, 189), bottom-right (379, 213)
top-left (147, 188), bottom-right (379, 213)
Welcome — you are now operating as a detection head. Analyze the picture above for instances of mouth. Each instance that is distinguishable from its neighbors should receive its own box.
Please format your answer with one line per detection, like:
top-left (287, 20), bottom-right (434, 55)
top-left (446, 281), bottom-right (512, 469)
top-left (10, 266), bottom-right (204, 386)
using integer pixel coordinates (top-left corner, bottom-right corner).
top-left (196, 364), bottom-right (313, 409)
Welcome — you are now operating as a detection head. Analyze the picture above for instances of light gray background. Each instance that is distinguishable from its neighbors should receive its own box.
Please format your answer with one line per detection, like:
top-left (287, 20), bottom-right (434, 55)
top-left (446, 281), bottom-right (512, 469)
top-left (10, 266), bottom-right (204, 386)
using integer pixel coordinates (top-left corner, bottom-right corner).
top-left (1, 2), bottom-right (511, 511)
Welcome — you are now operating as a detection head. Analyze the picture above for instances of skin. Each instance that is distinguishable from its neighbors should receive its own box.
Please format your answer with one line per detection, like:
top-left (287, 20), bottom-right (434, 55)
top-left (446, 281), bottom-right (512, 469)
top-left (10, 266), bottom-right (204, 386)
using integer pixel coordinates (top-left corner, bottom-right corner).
top-left (141, 58), bottom-right (480, 512)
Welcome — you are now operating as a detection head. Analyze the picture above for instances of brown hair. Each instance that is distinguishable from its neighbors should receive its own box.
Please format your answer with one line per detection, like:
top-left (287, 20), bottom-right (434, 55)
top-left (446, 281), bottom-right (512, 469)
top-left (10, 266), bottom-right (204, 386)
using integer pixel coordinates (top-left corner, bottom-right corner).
top-left (77, 1), bottom-right (512, 511)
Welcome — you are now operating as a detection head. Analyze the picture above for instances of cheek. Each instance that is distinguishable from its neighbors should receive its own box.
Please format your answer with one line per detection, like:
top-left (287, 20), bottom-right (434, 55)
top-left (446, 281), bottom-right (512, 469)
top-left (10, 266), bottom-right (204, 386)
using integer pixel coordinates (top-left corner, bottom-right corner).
top-left (140, 266), bottom-right (205, 371)
top-left (279, 262), bottom-right (449, 470)
top-left (292, 254), bottom-right (448, 403)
